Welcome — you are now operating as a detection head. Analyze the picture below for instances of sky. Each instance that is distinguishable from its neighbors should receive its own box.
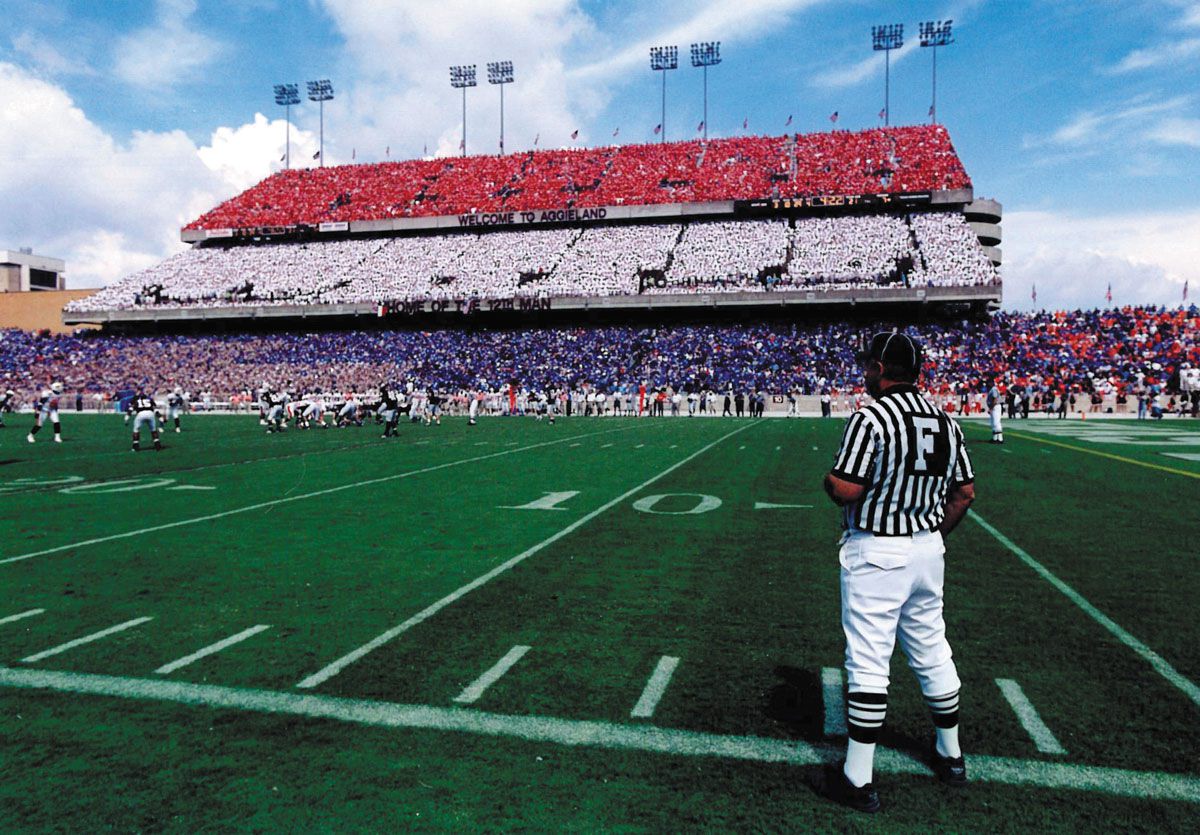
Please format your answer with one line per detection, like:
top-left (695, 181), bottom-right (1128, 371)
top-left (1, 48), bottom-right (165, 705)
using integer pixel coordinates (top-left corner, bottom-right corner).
top-left (1, 0), bottom-right (1198, 312)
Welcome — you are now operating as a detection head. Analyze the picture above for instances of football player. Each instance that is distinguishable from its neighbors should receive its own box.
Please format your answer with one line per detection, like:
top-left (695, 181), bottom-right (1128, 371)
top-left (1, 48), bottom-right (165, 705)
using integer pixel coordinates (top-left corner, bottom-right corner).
top-left (0, 388), bottom-right (15, 428)
top-left (126, 386), bottom-right (162, 451)
top-left (27, 382), bottom-right (64, 443)
top-left (167, 386), bottom-right (186, 433)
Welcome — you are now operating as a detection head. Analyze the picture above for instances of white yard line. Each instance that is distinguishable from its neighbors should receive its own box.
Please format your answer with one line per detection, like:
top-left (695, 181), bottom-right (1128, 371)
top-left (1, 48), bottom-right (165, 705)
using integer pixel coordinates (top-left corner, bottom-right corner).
top-left (970, 511), bottom-right (1200, 708)
top-left (821, 667), bottom-right (847, 737)
top-left (0, 608), bottom-right (45, 626)
top-left (20, 617), bottom-right (153, 663)
top-left (452, 645), bottom-right (531, 704)
top-left (1, 426), bottom-right (634, 567)
top-left (154, 625), bottom-right (272, 675)
top-left (630, 656), bottom-right (680, 718)
top-left (753, 502), bottom-right (814, 510)
top-left (296, 422), bottom-right (754, 690)
top-left (996, 678), bottom-right (1067, 755)
top-left (1, 665), bottom-right (1196, 803)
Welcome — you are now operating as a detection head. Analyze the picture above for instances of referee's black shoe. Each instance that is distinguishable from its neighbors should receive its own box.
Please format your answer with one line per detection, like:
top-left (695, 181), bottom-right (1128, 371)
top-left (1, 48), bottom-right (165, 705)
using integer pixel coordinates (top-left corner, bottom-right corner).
top-left (930, 749), bottom-right (968, 788)
top-left (814, 763), bottom-right (881, 813)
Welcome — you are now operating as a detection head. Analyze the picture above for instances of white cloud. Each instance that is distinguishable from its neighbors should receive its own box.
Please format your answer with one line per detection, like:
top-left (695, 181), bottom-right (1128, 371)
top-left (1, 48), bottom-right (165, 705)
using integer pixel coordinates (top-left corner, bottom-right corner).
top-left (1029, 94), bottom-right (1199, 152)
top-left (810, 39), bottom-right (920, 89)
top-left (10, 31), bottom-right (97, 78)
top-left (0, 62), bottom-right (308, 288)
top-left (112, 0), bottom-right (222, 89)
top-left (1001, 210), bottom-right (1199, 311)
top-left (1109, 36), bottom-right (1200, 73)
top-left (569, 0), bottom-right (822, 83)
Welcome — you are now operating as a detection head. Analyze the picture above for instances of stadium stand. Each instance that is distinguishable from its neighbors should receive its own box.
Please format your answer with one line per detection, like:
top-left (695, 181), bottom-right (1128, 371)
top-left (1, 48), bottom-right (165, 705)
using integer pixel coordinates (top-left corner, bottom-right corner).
top-left (7, 307), bottom-right (1197, 407)
top-left (184, 126), bottom-right (970, 231)
top-left (64, 213), bottom-right (998, 314)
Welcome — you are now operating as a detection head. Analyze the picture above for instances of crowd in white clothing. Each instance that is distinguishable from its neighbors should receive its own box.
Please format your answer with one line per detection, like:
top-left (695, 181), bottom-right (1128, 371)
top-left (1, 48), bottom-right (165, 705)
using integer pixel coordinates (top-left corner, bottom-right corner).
top-left (66, 213), bottom-right (999, 314)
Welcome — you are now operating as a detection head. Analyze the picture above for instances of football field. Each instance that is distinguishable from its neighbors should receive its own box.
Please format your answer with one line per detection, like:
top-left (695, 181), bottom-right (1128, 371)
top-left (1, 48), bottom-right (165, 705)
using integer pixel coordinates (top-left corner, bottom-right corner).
top-left (1, 413), bottom-right (1198, 831)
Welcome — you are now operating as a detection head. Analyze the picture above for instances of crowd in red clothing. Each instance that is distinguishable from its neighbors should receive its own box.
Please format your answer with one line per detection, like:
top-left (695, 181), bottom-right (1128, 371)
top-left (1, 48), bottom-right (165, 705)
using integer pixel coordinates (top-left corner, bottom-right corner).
top-left (186, 125), bottom-right (971, 231)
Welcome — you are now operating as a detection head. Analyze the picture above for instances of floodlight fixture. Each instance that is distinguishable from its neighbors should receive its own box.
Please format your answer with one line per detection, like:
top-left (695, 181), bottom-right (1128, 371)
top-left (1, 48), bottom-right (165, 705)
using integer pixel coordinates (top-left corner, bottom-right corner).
top-left (306, 79), bottom-right (334, 167)
top-left (450, 65), bottom-right (477, 156)
top-left (487, 61), bottom-right (515, 154)
top-left (649, 46), bottom-right (678, 143)
top-left (689, 42), bottom-right (721, 141)
top-left (870, 25), bottom-right (903, 126)
top-left (919, 20), bottom-right (954, 124)
top-left (274, 83), bottom-right (300, 169)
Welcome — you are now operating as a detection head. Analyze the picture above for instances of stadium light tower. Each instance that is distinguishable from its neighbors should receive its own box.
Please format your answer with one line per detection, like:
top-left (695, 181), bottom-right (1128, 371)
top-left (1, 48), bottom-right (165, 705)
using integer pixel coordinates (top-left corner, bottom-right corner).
top-left (690, 42), bottom-right (721, 141)
top-left (919, 20), bottom-right (954, 124)
top-left (450, 64), bottom-right (477, 157)
top-left (487, 61), bottom-right (515, 155)
top-left (649, 46), bottom-right (678, 144)
top-left (871, 24), bottom-right (903, 127)
top-left (273, 83), bottom-right (300, 169)
top-left (306, 79), bottom-right (334, 167)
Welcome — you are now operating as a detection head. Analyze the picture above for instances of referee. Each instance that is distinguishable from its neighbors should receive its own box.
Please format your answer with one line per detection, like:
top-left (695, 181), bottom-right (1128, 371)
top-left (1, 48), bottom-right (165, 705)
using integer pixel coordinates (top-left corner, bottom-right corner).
top-left (817, 331), bottom-right (976, 813)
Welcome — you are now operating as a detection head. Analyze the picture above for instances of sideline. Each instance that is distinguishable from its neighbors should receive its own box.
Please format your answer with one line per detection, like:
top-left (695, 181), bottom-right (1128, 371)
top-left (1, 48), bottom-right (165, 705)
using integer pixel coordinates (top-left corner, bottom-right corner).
top-left (2, 665), bottom-right (1196, 803)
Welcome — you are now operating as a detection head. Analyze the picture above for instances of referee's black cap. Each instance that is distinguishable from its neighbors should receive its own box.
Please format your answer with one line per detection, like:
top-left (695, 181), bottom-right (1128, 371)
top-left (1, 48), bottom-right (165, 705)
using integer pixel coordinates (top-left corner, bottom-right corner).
top-left (857, 330), bottom-right (924, 375)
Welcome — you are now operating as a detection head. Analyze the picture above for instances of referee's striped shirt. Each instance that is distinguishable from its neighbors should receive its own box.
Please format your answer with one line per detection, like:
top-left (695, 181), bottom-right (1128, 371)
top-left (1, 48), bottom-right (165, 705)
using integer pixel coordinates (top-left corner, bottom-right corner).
top-left (831, 384), bottom-right (974, 536)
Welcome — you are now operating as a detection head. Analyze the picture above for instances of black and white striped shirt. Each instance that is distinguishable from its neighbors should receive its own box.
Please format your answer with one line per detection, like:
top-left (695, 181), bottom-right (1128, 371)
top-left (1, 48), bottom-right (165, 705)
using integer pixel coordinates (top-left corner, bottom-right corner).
top-left (831, 384), bottom-right (974, 536)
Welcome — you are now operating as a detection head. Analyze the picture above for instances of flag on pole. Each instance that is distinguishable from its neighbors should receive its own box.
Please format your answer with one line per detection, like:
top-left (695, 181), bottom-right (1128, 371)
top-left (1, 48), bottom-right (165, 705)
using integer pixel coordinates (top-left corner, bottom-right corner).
top-left (697, 120), bottom-right (705, 133)
top-left (928, 105), bottom-right (935, 117)
top-left (879, 108), bottom-right (886, 120)
top-left (653, 123), bottom-right (662, 135)
top-left (1032, 284), bottom-right (1037, 304)
top-left (570, 129), bottom-right (579, 140)
top-left (312, 150), bottom-right (320, 160)
top-left (612, 127), bottom-right (619, 138)
top-left (459, 138), bottom-right (465, 150)
top-left (829, 111), bottom-right (839, 123)
top-left (422, 143), bottom-right (426, 156)
top-left (1106, 283), bottom-right (1113, 304)
top-left (534, 132), bottom-right (539, 146)
top-left (280, 153), bottom-right (286, 162)
top-left (785, 114), bottom-right (793, 126)
top-left (1184, 280), bottom-right (1189, 302)
top-left (351, 148), bottom-right (356, 160)
top-left (386, 145), bottom-right (390, 157)
top-left (742, 117), bottom-right (748, 130)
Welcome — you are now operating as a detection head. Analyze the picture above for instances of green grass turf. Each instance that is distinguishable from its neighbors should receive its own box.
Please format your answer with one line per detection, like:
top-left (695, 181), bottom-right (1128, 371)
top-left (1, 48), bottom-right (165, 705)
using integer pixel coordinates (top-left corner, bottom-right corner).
top-left (0, 413), bottom-right (1197, 831)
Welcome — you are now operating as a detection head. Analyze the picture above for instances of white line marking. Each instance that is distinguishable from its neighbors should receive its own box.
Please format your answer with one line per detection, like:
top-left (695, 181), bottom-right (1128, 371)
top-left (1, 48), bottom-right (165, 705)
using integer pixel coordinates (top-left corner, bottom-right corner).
top-left (154, 625), bottom-right (272, 675)
top-left (601, 443), bottom-right (614, 448)
top-left (166, 485), bottom-right (216, 491)
top-left (1, 427), bottom-right (632, 567)
top-left (452, 645), bottom-right (531, 704)
top-left (739, 445), bottom-right (746, 450)
top-left (569, 443), bottom-right (582, 447)
top-left (500, 491), bottom-right (580, 511)
top-left (635, 443), bottom-right (645, 449)
top-left (631, 656), bottom-right (680, 718)
top-left (1, 666), bottom-right (1196, 803)
top-left (753, 502), bottom-right (814, 510)
top-left (996, 678), bottom-right (1067, 755)
top-left (669, 444), bottom-right (678, 449)
top-left (297, 423), bottom-right (754, 689)
top-left (0, 608), bottom-right (44, 626)
top-left (1163, 452), bottom-right (1200, 461)
top-left (821, 667), bottom-right (847, 737)
top-left (20, 617), bottom-right (153, 663)
top-left (971, 511), bottom-right (1200, 708)
top-left (775, 445), bottom-right (781, 451)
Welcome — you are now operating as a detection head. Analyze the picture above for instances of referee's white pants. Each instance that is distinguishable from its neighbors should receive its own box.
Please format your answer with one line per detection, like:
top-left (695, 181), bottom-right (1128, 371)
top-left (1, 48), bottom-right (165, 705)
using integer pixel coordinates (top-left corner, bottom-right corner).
top-left (839, 529), bottom-right (961, 697)
top-left (989, 405), bottom-right (1003, 433)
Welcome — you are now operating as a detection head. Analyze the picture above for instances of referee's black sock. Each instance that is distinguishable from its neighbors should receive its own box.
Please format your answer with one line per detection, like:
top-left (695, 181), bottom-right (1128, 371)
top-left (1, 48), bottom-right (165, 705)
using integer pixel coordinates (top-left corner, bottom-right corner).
top-left (845, 691), bottom-right (887, 787)
top-left (926, 690), bottom-right (961, 758)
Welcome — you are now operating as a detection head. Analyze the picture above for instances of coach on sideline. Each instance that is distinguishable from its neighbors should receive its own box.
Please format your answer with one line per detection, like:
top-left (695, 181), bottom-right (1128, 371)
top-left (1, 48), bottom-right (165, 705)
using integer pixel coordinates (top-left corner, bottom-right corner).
top-left (816, 331), bottom-right (976, 813)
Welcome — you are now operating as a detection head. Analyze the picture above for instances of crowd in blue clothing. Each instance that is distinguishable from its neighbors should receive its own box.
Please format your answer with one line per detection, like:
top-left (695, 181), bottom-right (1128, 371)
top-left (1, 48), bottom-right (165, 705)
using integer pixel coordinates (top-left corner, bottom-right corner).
top-left (2, 306), bottom-right (1196, 402)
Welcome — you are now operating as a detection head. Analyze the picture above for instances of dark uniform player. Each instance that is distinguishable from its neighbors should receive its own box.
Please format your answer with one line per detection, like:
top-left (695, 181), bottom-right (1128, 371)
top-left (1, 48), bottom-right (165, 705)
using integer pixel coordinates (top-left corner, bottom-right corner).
top-left (817, 331), bottom-right (976, 814)
top-left (379, 383), bottom-right (401, 438)
top-left (126, 389), bottom-right (162, 451)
